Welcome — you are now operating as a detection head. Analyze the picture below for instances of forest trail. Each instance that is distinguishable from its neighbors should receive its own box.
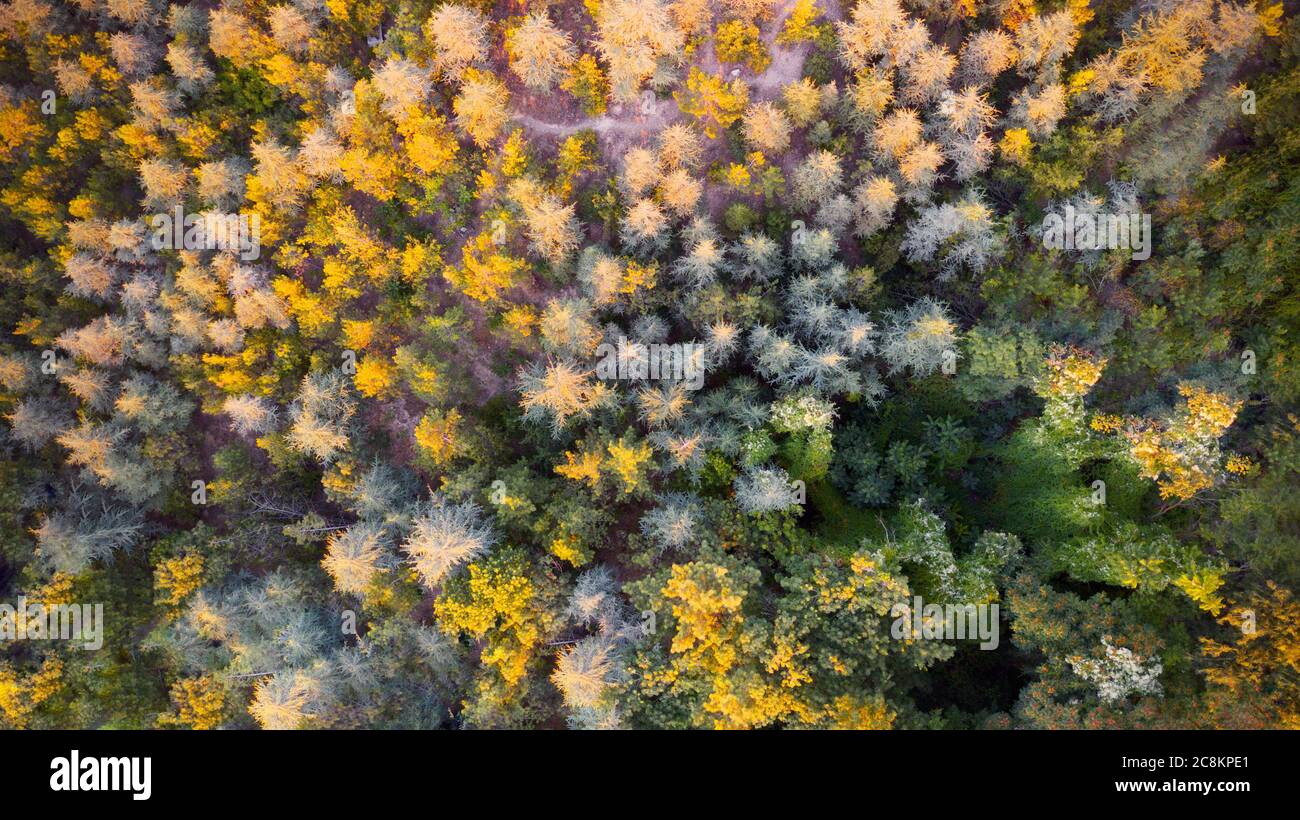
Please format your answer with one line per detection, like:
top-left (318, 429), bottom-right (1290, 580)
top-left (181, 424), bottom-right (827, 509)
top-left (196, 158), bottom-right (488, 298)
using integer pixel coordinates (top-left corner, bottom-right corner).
top-left (749, 0), bottom-right (837, 95)
top-left (511, 105), bottom-right (679, 139)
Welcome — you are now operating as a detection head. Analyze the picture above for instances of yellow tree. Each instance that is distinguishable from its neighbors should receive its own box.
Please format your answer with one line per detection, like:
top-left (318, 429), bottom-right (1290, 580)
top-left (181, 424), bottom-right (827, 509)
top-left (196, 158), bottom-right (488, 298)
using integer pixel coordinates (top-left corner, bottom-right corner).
top-left (661, 562), bottom-right (748, 676)
top-left (427, 3), bottom-right (490, 80)
top-left (1115, 383), bottom-right (1243, 502)
top-left (674, 67), bottom-right (749, 139)
top-left (595, 0), bottom-right (685, 102)
top-left (715, 19), bottom-right (771, 73)
top-left (158, 675), bottom-right (226, 730)
top-left (518, 360), bottom-right (612, 432)
top-left (443, 228), bottom-right (529, 303)
top-left (454, 70), bottom-right (511, 148)
top-left (155, 554), bottom-right (205, 610)
top-left (435, 550), bottom-right (556, 714)
top-left (507, 11), bottom-right (577, 92)
top-left (742, 101), bottom-right (792, 154)
top-left (1201, 582), bottom-right (1300, 728)
top-left (414, 408), bottom-right (466, 468)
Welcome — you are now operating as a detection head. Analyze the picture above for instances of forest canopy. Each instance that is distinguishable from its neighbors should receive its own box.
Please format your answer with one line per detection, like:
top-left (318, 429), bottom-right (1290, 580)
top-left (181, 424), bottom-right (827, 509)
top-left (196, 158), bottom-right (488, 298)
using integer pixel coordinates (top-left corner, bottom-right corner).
top-left (1, 0), bottom-right (1298, 730)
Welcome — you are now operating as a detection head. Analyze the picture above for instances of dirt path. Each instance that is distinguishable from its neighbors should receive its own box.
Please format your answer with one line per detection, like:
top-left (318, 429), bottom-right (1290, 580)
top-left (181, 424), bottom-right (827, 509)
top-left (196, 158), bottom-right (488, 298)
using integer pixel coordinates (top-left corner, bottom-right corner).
top-left (750, 0), bottom-right (832, 97)
top-left (514, 94), bottom-right (682, 167)
top-left (511, 103), bottom-right (678, 137)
